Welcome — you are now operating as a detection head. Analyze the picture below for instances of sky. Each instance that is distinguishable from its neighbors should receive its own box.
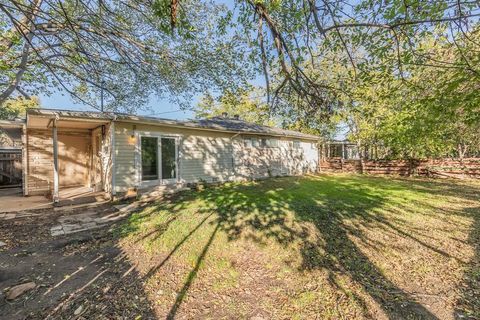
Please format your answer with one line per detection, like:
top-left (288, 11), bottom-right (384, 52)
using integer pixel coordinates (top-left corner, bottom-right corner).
top-left (39, 91), bottom-right (195, 120)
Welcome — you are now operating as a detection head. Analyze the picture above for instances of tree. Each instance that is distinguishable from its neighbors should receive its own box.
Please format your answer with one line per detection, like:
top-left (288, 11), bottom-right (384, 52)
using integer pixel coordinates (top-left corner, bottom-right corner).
top-left (0, 95), bottom-right (39, 119)
top-left (229, 0), bottom-right (480, 113)
top-left (336, 28), bottom-right (480, 159)
top-left (195, 86), bottom-right (276, 126)
top-left (0, 0), bottom-right (251, 112)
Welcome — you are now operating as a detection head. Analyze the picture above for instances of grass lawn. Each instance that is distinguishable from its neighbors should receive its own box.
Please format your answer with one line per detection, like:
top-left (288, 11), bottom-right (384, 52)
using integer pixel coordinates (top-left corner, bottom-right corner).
top-left (116, 174), bottom-right (480, 319)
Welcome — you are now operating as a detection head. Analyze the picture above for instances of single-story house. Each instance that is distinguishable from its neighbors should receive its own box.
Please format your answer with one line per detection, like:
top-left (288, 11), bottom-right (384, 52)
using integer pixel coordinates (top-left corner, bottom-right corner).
top-left (20, 108), bottom-right (319, 202)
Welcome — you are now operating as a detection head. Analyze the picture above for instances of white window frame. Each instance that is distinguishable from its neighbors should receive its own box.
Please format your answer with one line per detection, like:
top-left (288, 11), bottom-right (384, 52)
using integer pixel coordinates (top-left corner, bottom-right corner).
top-left (136, 131), bottom-right (181, 188)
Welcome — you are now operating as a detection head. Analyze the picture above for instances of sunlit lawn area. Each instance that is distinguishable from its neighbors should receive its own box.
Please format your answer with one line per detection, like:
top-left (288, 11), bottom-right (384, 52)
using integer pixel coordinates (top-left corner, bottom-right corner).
top-left (118, 174), bottom-right (480, 319)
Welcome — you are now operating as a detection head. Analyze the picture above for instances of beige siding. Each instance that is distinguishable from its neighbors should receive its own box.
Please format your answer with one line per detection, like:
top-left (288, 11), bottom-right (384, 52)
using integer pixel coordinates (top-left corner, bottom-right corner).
top-left (101, 123), bottom-right (113, 195)
top-left (114, 123), bottom-right (137, 192)
top-left (27, 129), bottom-right (53, 195)
top-left (26, 129), bottom-right (93, 195)
top-left (181, 135), bottom-right (235, 183)
top-left (234, 137), bottom-right (318, 179)
top-left (113, 122), bottom-right (319, 192)
top-left (114, 122), bottom-right (237, 192)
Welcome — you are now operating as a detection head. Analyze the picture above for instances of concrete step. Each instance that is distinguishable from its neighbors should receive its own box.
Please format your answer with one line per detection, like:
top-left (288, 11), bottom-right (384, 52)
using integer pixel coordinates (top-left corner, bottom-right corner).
top-left (56, 193), bottom-right (109, 208)
top-left (139, 184), bottom-right (190, 201)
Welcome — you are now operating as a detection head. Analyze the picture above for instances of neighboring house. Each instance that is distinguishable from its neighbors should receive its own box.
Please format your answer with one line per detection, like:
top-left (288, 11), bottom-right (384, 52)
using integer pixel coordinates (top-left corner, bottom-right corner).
top-left (0, 120), bottom-right (24, 186)
top-left (22, 109), bottom-right (319, 202)
top-left (323, 140), bottom-right (360, 160)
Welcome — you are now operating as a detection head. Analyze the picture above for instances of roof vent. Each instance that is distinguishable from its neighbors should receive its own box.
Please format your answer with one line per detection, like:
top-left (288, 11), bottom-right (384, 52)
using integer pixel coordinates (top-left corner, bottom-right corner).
top-left (221, 112), bottom-right (228, 118)
top-left (233, 114), bottom-right (240, 120)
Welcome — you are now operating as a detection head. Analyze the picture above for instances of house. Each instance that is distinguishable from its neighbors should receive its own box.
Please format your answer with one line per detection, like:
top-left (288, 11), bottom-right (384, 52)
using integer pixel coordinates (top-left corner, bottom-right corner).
top-left (0, 119), bottom-right (24, 186)
top-left (22, 108), bottom-right (319, 202)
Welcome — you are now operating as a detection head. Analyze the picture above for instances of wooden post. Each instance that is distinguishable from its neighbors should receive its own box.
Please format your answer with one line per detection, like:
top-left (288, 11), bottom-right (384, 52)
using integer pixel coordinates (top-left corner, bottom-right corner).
top-left (110, 121), bottom-right (116, 197)
top-left (22, 123), bottom-right (28, 195)
top-left (52, 119), bottom-right (59, 202)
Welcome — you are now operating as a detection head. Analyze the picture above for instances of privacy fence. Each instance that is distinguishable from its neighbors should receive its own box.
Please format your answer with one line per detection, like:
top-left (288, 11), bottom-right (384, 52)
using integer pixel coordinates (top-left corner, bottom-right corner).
top-left (0, 149), bottom-right (22, 187)
top-left (319, 158), bottom-right (480, 179)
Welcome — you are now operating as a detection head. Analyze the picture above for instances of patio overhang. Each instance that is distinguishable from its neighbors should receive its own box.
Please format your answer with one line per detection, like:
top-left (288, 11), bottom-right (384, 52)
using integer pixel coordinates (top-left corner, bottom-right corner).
top-left (26, 111), bottom-right (111, 203)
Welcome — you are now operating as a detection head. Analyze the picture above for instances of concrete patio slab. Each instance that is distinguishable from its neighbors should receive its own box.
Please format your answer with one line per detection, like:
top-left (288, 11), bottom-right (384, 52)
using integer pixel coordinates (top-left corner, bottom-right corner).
top-left (0, 188), bottom-right (52, 213)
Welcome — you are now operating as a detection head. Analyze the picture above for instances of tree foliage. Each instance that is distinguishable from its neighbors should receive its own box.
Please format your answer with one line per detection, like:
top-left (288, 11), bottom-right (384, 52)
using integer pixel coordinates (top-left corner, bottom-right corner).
top-left (336, 28), bottom-right (480, 158)
top-left (0, 0), bottom-right (252, 112)
top-left (195, 86), bottom-right (275, 126)
top-left (0, 95), bottom-right (39, 119)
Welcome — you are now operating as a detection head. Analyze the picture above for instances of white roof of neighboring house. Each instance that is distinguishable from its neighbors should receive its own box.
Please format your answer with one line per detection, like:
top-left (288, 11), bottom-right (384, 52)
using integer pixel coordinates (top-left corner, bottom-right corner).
top-left (27, 108), bottom-right (320, 141)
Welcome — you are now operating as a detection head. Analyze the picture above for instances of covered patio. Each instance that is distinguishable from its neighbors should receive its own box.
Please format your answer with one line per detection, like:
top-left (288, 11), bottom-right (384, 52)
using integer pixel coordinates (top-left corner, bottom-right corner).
top-left (25, 109), bottom-right (113, 204)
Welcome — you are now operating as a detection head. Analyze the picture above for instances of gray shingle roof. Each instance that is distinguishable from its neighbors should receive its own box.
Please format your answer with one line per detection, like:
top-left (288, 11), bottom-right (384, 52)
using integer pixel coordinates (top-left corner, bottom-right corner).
top-left (27, 109), bottom-right (319, 140)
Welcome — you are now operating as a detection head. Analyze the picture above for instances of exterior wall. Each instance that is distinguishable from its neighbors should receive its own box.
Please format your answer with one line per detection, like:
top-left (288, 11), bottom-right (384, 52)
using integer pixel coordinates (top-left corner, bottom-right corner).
top-left (114, 122), bottom-right (238, 192)
top-left (26, 128), bottom-right (92, 195)
top-left (26, 129), bottom-right (53, 195)
top-left (234, 137), bottom-right (318, 179)
top-left (58, 131), bottom-right (90, 187)
top-left (101, 123), bottom-right (113, 196)
top-left (114, 121), bottom-right (319, 193)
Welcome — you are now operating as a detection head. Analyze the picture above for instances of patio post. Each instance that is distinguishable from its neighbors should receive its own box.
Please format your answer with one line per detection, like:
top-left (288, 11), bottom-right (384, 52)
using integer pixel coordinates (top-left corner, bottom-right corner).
top-left (52, 116), bottom-right (59, 203)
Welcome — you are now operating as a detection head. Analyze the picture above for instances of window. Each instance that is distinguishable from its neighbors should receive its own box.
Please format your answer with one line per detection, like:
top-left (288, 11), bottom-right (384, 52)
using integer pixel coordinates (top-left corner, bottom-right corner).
top-left (258, 138), bottom-right (279, 148)
top-left (268, 139), bottom-right (279, 148)
top-left (293, 140), bottom-right (301, 149)
top-left (141, 137), bottom-right (158, 180)
top-left (245, 138), bottom-right (261, 148)
top-left (260, 138), bottom-right (268, 148)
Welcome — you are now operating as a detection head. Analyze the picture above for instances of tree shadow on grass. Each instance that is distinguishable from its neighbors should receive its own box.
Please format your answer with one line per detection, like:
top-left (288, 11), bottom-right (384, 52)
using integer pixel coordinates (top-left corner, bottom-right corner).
top-left (455, 205), bottom-right (480, 319)
top-left (136, 174), bottom-right (479, 318)
top-left (193, 174), bottom-right (470, 319)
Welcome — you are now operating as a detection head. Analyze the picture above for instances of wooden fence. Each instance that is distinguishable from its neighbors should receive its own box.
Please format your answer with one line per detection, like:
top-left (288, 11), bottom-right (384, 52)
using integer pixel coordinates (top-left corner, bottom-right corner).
top-left (319, 158), bottom-right (480, 179)
top-left (0, 149), bottom-right (22, 186)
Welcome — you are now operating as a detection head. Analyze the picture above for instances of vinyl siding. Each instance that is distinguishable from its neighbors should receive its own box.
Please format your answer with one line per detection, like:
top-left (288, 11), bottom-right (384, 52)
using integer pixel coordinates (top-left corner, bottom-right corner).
top-left (113, 122), bottom-right (318, 192)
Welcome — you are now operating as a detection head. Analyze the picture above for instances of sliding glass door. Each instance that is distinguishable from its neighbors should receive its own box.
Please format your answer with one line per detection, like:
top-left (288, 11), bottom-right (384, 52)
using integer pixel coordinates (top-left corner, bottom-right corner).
top-left (140, 135), bottom-right (178, 185)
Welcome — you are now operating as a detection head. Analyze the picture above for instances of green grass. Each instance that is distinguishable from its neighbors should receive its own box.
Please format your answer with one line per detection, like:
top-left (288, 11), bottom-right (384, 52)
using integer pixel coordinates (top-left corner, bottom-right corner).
top-left (117, 174), bottom-right (480, 319)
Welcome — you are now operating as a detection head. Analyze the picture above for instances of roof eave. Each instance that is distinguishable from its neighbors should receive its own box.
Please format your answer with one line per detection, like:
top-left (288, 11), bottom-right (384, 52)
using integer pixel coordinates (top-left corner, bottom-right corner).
top-left (117, 117), bottom-right (319, 140)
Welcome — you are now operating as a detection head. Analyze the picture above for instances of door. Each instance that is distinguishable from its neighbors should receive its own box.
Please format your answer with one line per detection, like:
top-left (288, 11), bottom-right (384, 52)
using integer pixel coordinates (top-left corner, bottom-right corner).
top-left (58, 133), bottom-right (90, 187)
top-left (160, 137), bottom-right (177, 184)
top-left (139, 135), bottom-right (178, 187)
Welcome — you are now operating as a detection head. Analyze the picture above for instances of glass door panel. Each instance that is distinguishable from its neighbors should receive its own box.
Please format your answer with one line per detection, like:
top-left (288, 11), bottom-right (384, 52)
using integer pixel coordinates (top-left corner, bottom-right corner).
top-left (161, 137), bottom-right (176, 181)
top-left (141, 137), bottom-right (158, 180)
